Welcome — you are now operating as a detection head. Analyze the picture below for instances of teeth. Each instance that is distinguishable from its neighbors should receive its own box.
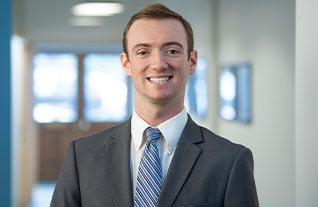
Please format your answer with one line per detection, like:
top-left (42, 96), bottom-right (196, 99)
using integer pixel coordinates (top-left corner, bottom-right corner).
top-left (149, 77), bottom-right (170, 84)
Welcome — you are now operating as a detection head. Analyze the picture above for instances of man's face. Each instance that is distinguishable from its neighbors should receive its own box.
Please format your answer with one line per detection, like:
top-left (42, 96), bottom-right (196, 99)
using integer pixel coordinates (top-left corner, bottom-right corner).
top-left (121, 18), bottom-right (197, 107)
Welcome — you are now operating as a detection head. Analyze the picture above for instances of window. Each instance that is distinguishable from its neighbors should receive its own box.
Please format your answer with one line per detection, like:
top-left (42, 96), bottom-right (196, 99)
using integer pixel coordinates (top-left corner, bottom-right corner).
top-left (185, 57), bottom-right (208, 119)
top-left (83, 54), bottom-right (129, 122)
top-left (219, 63), bottom-right (251, 123)
top-left (33, 53), bottom-right (78, 123)
top-left (33, 52), bottom-right (208, 123)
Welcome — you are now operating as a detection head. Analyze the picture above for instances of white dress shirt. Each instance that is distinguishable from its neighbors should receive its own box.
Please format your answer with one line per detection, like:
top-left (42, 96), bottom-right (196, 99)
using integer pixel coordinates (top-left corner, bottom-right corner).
top-left (130, 108), bottom-right (188, 195)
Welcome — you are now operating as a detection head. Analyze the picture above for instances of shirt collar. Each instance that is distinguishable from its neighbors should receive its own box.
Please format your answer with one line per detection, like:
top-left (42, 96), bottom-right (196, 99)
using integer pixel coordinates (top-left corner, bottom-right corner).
top-left (131, 112), bottom-right (149, 151)
top-left (131, 108), bottom-right (188, 152)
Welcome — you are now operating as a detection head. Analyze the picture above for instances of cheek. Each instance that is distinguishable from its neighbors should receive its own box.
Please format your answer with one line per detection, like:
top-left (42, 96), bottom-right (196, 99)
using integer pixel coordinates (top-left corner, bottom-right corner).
top-left (179, 62), bottom-right (194, 76)
top-left (130, 61), bottom-right (149, 77)
top-left (128, 65), bottom-right (144, 81)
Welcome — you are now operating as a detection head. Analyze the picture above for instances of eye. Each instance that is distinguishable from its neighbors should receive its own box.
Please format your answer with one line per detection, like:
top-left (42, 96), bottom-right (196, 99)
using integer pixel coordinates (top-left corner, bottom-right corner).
top-left (166, 48), bottom-right (182, 56)
top-left (136, 49), bottom-right (149, 57)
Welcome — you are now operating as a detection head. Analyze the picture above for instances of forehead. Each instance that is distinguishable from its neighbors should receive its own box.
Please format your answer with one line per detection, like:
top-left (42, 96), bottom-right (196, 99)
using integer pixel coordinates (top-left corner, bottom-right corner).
top-left (126, 18), bottom-right (188, 49)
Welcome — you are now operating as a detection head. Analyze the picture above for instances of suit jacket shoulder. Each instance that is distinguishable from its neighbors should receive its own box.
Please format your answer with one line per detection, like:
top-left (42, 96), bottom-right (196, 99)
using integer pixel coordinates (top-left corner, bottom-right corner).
top-left (51, 119), bottom-right (133, 207)
top-left (157, 116), bottom-right (259, 207)
top-left (73, 118), bottom-right (131, 148)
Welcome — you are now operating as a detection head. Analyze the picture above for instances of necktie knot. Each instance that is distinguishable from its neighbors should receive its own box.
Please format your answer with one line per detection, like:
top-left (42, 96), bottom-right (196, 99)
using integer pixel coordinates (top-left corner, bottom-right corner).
top-left (145, 127), bottom-right (161, 142)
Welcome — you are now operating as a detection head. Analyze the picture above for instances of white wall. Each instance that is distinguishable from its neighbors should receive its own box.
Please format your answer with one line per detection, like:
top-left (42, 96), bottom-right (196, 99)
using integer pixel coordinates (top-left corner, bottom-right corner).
top-left (11, 36), bottom-right (40, 207)
top-left (11, 35), bottom-right (24, 207)
top-left (295, 0), bottom-right (318, 206)
top-left (216, 0), bottom-right (295, 206)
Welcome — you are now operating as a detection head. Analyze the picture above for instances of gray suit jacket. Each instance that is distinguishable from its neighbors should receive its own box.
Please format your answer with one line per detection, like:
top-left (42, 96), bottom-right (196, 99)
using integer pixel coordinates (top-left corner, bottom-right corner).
top-left (51, 116), bottom-right (259, 207)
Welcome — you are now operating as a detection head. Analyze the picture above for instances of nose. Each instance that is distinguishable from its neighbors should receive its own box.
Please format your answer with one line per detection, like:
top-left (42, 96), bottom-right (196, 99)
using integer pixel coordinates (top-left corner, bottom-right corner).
top-left (150, 50), bottom-right (168, 71)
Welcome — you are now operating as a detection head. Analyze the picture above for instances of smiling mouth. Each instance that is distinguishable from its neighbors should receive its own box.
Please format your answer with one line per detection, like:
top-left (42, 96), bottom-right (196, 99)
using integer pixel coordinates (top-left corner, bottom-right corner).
top-left (148, 76), bottom-right (172, 84)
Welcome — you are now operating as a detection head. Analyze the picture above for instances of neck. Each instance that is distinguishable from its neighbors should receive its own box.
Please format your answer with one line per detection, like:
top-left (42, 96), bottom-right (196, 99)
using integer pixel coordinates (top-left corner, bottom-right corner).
top-left (134, 100), bottom-right (184, 126)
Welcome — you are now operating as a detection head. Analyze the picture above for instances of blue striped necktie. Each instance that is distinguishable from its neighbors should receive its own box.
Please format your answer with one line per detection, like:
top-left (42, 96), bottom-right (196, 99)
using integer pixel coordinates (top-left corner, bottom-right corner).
top-left (134, 127), bottom-right (162, 207)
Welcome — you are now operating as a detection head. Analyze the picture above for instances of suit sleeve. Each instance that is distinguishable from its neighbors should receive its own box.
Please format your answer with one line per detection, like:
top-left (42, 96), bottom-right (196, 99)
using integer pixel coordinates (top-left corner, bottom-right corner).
top-left (224, 147), bottom-right (259, 207)
top-left (50, 141), bottom-right (82, 207)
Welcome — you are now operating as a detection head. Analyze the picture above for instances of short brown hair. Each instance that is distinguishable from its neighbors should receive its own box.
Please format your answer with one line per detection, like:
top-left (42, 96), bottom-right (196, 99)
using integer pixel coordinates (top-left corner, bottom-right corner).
top-left (122, 3), bottom-right (194, 58)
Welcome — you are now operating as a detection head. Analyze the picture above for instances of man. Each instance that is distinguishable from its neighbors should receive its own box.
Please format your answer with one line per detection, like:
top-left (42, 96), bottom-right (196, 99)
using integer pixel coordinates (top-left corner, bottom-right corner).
top-left (51, 3), bottom-right (259, 207)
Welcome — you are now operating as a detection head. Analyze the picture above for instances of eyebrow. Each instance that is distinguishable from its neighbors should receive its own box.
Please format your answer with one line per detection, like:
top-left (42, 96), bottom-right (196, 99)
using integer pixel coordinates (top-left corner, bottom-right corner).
top-left (132, 41), bottom-right (184, 52)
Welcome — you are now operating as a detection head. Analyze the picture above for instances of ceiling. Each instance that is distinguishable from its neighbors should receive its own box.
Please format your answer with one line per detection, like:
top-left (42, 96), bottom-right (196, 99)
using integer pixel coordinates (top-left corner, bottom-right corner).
top-left (15, 0), bottom-right (179, 44)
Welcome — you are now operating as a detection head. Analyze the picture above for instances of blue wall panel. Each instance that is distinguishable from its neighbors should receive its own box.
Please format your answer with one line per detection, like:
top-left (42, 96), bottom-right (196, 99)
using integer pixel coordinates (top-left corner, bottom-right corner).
top-left (0, 0), bottom-right (12, 205)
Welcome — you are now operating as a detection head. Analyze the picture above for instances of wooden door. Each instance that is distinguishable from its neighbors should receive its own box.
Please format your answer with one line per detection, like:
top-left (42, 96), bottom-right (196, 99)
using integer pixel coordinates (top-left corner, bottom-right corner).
top-left (38, 121), bottom-right (119, 180)
top-left (35, 53), bottom-right (130, 180)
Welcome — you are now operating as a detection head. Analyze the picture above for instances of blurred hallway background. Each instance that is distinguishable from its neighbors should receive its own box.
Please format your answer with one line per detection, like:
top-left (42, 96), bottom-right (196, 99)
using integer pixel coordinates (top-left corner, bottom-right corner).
top-left (1, 0), bottom-right (318, 206)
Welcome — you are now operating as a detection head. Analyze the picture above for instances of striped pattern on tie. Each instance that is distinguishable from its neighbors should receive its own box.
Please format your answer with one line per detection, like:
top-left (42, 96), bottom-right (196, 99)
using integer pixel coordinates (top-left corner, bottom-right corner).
top-left (134, 127), bottom-right (162, 207)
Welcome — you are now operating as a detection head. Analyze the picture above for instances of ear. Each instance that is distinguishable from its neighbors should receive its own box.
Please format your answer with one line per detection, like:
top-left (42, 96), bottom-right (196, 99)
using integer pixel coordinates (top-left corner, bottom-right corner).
top-left (120, 52), bottom-right (131, 76)
top-left (189, 50), bottom-right (198, 75)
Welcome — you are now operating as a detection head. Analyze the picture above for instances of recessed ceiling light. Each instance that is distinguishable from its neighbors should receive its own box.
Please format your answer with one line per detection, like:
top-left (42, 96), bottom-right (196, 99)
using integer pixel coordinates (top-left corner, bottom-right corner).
top-left (71, 2), bottom-right (124, 17)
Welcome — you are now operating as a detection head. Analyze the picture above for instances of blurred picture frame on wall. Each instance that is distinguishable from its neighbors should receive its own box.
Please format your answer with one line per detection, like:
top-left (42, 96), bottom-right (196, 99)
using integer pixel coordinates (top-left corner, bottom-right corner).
top-left (219, 62), bottom-right (252, 124)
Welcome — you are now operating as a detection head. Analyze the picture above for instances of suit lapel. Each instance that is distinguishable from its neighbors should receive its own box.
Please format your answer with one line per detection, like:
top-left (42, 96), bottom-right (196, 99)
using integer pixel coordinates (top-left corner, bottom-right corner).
top-left (104, 120), bottom-right (133, 207)
top-left (158, 117), bottom-right (203, 206)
